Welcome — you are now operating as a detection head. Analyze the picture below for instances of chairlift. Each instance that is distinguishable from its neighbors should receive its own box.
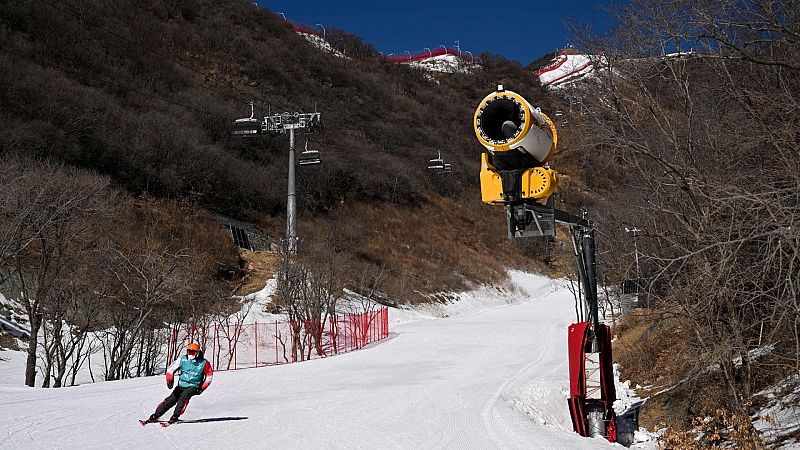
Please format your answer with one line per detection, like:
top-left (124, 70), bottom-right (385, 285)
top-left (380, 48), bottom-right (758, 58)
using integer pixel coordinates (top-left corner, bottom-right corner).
top-left (298, 141), bottom-right (321, 166)
top-left (427, 151), bottom-right (445, 170)
top-left (438, 163), bottom-right (453, 174)
top-left (231, 101), bottom-right (261, 137)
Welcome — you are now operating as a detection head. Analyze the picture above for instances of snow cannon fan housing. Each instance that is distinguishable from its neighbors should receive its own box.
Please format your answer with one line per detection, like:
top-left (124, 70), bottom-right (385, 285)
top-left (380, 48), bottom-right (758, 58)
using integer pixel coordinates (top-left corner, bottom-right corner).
top-left (474, 86), bottom-right (558, 204)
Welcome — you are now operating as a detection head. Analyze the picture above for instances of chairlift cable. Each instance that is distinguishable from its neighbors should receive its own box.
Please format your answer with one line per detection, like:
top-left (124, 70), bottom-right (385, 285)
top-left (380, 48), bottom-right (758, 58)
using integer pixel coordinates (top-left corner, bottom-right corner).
top-left (0, 46), bottom-right (228, 120)
top-left (34, 0), bottom-right (285, 112)
top-left (4, 45), bottom-right (459, 170)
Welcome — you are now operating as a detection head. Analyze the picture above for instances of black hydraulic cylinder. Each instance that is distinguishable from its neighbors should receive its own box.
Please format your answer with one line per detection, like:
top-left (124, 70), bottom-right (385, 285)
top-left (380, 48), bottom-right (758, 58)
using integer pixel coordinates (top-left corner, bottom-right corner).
top-left (582, 229), bottom-right (599, 331)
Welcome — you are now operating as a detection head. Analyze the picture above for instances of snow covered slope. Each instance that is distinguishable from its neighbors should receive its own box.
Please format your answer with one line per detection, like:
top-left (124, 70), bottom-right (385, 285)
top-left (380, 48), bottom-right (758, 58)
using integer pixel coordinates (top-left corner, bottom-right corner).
top-left (407, 53), bottom-right (474, 74)
top-left (0, 272), bottom-right (626, 449)
top-left (536, 50), bottom-right (605, 89)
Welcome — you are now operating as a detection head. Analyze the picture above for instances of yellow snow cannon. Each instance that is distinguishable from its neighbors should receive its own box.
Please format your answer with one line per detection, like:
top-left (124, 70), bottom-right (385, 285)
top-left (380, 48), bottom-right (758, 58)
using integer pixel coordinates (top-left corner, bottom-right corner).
top-left (474, 85), bottom-right (558, 204)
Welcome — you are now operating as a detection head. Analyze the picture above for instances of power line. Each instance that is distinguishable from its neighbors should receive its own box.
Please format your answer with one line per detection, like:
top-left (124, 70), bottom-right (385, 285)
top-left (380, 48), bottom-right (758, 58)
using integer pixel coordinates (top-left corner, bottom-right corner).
top-left (0, 46), bottom-right (229, 120)
top-left (2, 45), bottom-right (463, 162)
top-left (330, 129), bottom-right (479, 158)
top-left (34, 0), bottom-right (286, 111)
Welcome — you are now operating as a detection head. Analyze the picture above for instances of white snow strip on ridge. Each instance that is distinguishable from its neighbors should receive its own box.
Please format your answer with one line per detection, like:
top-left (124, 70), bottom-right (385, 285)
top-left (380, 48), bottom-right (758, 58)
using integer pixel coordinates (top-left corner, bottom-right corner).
top-left (0, 271), bottom-right (639, 449)
top-left (298, 32), bottom-right (348, 59)
top-left (407, 54), bottom-right (476, 73)
top-left (537, 52), bottom-right (606, 89)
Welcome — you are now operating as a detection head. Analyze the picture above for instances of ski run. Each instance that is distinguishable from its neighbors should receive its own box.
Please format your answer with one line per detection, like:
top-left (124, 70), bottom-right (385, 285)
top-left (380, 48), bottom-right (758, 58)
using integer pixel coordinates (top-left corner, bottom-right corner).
top-left (0, 271), bottom-right (652, 449)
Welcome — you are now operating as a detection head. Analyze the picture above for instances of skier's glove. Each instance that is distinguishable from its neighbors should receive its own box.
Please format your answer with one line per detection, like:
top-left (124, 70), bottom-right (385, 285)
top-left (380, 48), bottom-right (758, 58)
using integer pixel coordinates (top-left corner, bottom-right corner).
top-left (167, 379), bottom-right (174, 389)
top-left (195, 388), bottom-right (203, 395)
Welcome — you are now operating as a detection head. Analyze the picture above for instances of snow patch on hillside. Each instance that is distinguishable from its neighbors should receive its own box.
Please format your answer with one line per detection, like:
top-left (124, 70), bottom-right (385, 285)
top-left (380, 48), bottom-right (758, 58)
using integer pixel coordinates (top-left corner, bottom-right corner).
top-left (537, 51), bottom-right (606, 89)
top-left (753, 373), bottom-right (800, 448)
top-left (0, 292), bottom-right (29, 341)
top-left (298, 32), bottom-right (348, 59)
top-left (407, 53), bottom-right (477, 74)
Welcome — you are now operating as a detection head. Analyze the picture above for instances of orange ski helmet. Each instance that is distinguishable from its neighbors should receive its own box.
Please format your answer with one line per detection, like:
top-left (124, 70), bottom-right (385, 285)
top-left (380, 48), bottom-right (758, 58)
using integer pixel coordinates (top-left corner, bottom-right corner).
top-left (186, 342), bottom-right (201, 352)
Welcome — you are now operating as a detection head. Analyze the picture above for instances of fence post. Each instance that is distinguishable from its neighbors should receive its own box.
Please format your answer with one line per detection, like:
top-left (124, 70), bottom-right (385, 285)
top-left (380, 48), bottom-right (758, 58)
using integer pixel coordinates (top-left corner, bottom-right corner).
top-left (359, 313), bottom-right (364, 348)
top-left (348, 314), bottom-right (354, 350)
top-left (329, 319), bottom-right (334, 354)
top-left (233, 323), bottom-right (239, 370)
top-left (169, 327), bottom-right (176, 363)
top-left (213, 323), bottom-right (218, 369)
top-left (275, 320), bottom-right (279, 365)
top-left (165, 326), bottom-right (174, 372)
top-left (254, 322), bottom-right (259, 368)
top-left (291, 321), bottom-right (297, 363)
top-left (342, 314), bottom-right (352, 353)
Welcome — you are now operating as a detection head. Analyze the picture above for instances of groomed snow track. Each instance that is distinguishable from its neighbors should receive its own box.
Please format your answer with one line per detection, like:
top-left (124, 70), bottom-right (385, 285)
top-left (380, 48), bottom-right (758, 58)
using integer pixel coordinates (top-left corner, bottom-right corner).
top-left (0, 272), bottom-right (618, 449)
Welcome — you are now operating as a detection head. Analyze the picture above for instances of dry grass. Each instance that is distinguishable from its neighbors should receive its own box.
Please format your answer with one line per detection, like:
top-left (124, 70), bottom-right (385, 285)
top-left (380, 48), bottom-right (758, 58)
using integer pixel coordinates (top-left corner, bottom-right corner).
top-left (613, 308), bottom-right (771, 437)
top-left (298, 189), bottom-right (557, 303)
top-left (0, 333), bottom-right (21, 351)
top-left (614, 309), bottom-right (706, 431)
top-left (659, 406), bottom-right (764, 449)
top-left (236, 250), bottom-right (278, 296)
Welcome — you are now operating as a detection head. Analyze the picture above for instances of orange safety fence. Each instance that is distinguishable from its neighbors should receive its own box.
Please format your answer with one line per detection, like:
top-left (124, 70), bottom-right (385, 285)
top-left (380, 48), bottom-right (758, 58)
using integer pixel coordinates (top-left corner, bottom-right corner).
top-left (165, 307), bottom-right (390, 371)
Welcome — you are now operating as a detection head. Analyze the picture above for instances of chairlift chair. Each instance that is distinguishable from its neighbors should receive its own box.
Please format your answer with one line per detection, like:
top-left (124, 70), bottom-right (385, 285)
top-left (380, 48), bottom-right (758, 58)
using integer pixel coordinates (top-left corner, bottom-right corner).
top-left (298, 141), bottom-right (321, 166)
top-left (427, 151), bottom-right (445, 170)
top-left (231, 101), bottom-right (261, 137)
top-left (231, 117), bottom-right (261, 137)
top-left (438, 163), bottom-right (453, 174)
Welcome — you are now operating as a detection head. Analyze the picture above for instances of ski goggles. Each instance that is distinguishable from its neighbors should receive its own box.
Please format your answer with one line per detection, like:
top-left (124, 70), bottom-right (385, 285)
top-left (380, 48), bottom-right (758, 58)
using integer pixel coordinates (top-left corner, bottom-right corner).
top-left (186, 349), bottom-right (198, 355)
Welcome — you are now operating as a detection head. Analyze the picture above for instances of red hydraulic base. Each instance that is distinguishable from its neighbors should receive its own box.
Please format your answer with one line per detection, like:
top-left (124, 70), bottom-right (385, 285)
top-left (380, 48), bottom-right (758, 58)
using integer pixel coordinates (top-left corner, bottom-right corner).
top-left (567, 321), bottom-right (617, 442)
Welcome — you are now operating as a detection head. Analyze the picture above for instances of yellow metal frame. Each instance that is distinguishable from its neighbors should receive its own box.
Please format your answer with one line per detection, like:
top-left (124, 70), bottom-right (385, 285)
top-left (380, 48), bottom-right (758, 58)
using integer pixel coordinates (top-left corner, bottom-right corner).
top-left (473, 91), bottom-right (533, 152)
top-left (522, 166), bottom-right (558, 199)
top-left (480, 154), bottom-right (558, 204)
top-left (480, 153), bottom-right (504, 203)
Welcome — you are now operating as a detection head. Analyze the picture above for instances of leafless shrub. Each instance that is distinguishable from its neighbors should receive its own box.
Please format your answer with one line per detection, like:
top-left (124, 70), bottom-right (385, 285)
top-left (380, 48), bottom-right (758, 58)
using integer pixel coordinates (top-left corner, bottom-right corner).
top-left (0, 157), bottom-right (116, 387)
top-left (567, 0), bottom-right (799, 425)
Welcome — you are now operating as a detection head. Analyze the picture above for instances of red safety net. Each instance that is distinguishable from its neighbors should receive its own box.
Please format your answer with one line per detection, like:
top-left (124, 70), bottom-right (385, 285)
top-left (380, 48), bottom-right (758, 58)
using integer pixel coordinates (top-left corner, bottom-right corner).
top-left (165, 307), bottom-right (390, 371)
top-left (387, 47), bottom-right (461, 63)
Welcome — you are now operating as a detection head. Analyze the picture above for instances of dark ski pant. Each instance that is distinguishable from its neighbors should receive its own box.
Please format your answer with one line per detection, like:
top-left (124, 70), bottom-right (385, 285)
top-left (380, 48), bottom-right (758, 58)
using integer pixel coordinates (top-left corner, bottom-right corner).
top-left (152, 385), bottom-right (200, 420)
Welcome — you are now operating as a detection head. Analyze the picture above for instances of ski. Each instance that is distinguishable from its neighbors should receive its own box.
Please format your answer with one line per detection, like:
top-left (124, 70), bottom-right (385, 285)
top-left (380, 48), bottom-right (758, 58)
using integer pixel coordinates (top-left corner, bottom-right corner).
top-left (160, 420), bottom-right (180, 428)
top-left (139, 419), bottom-right (155, 426)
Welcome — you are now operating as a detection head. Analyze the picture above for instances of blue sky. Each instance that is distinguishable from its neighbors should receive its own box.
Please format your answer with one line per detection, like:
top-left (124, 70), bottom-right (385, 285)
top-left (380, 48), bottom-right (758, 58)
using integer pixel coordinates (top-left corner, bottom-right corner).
top-left (255, 1), bottom-right (615, 65)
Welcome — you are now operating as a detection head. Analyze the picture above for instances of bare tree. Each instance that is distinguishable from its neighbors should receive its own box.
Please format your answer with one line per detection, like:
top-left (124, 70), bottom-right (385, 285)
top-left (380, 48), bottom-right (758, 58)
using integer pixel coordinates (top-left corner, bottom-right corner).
top-left (274, 244), bottom-right (344, 361)
top-left (566, 0), bottom-right (799, 421)
top-left (101, 235), bottom-right (190, 381)
top-left (0, 158), bottom-right (115, 387)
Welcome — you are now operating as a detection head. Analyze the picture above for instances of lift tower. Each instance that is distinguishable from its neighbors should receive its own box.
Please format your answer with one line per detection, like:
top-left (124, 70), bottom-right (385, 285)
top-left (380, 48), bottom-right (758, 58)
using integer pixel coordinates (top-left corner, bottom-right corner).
top-left (231, 104), bottom-right (322, 253)
top-left (473, 86), bottom-right (617, 442)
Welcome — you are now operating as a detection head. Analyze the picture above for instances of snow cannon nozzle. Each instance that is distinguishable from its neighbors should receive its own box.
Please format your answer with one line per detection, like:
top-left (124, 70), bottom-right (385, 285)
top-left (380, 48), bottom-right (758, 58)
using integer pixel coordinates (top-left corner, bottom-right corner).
top-left (474, 87), bottom-right (560, 205)
top-left (473, 88), bottom-right (556, 164)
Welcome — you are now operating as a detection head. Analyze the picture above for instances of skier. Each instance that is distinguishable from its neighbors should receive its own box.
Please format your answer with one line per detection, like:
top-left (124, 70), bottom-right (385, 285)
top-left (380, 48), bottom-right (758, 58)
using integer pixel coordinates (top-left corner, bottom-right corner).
top-left (140, 342), bottom-right (213, 426)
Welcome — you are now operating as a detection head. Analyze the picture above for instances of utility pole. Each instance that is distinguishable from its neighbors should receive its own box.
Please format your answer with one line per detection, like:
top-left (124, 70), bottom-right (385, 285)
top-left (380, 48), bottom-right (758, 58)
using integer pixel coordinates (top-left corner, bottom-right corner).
top-left (625, 227), bottom-right (643, 304)
top-left (231, 108), bottom-right (322, 254)
top-left (266, 112), bottom-right (321, 253)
